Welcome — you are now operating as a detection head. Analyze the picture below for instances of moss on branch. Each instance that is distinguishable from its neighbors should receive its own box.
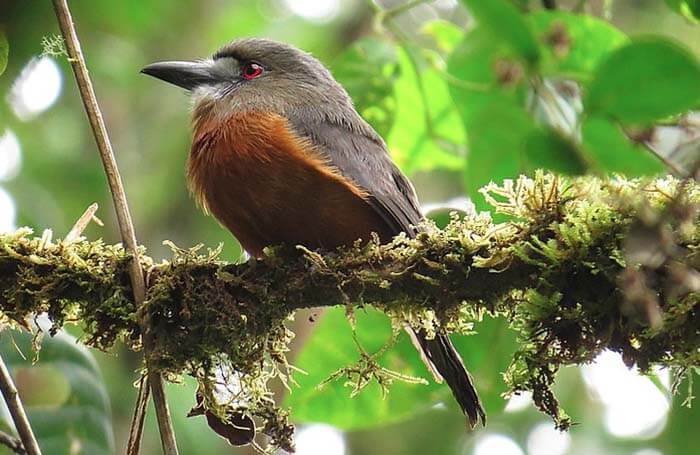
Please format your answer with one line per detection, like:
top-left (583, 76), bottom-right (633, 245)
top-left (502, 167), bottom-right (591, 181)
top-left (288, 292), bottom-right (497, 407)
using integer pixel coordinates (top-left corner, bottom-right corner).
top-left (0, 173), bottom-right (698, 450)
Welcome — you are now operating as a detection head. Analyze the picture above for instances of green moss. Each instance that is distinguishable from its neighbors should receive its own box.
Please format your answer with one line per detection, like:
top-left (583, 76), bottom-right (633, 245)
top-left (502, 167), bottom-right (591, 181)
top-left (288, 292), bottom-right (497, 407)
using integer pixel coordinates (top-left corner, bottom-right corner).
top-left (0, 174), bottom-right (697, 449)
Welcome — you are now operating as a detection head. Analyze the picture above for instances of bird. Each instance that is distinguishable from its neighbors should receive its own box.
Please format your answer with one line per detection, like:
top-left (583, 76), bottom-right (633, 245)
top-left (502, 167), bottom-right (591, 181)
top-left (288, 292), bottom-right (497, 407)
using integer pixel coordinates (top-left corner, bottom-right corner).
top-left (142, 38), bottom-right (485, 429)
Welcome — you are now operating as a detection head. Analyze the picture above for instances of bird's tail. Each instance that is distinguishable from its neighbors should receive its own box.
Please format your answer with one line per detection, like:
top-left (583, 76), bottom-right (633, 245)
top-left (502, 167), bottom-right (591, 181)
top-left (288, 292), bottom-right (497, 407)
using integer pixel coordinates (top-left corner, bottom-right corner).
top-left (408, 328), bottom-right (486, 428)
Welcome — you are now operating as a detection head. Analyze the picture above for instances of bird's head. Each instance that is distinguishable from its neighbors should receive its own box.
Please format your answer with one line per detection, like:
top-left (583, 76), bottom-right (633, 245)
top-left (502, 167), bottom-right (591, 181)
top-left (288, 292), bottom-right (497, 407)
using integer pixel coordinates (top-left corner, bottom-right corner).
top-left (141, 38), bottom-right (355, 122)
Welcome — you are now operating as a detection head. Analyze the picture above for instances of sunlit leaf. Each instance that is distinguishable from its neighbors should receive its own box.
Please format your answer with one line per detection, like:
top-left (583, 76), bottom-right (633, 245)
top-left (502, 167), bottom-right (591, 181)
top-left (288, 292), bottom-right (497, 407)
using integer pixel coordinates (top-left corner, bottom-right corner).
top-left (387, 48), bottom-right (465, 174)
top-left (0, 331), bottom-right (114, 455)
top-left (333, 37), bottom-right (400, 138)
top-left (585, 39), bottom-right (700, 123)
top-left (582, 116), bottom-right (665, 175)
top-left (460, 0), bottom-right (540, 64)
top-left (530, 10), bottom-right (628, 81)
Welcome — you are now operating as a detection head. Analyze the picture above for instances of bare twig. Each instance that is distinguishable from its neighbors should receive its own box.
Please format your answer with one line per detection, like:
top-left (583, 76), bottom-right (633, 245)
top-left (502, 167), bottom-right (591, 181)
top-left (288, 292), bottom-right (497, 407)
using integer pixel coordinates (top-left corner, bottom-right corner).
top-left (0, 356), bottom-right (40, 455)
top-left (0, 430), bottom-right (26, 455)
top-left (50, 1), bottom-right (179, 454)
top-left (126, 373), bottom-right (150, 455)
top-left (0, 429), bottom-right (26, 455)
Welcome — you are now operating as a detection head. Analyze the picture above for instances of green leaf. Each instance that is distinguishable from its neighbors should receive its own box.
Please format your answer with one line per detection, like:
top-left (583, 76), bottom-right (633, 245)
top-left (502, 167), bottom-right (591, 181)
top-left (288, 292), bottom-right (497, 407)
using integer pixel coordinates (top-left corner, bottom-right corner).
top-left (524, 129), bottom-right (588, 175)
top-left (287, 308), bottom-right (517, 429)
top-left (460, 0), bottom-right (540, 64)
top-left (447, 26), bottom-right (526, 129)
top-left (585, 39), bottom-right (700, 123)
top-left (449, 25), bottom-right (589, 202)
top-left (530, 10), bottom-right (628, 81)
top-left (448, 26), bottom-right (540, 208)
top-left (287, 308), bottom-right (442, 429)
top-left (0, 331), bottom-right (114, 455)
top-left (0, 30), bottom-right (8, 77)
top-left (463, 100), bottom-right (537, 208)
top-left (664, 0), bottom-right (700, 22)
top-left (387, 48), bottom-right (465, 174)
top-left (582, 116), bottom-right (665, 175)
top-left (333, 38), bottom-right (400, 138)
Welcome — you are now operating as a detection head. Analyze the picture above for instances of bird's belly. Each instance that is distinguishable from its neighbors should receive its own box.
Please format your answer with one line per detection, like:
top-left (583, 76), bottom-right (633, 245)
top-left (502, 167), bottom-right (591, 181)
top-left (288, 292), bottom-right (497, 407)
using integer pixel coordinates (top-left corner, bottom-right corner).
top-left (187, 111), bottom-right (392, 257)
top-left (204, 158), bottom-right (391, 256)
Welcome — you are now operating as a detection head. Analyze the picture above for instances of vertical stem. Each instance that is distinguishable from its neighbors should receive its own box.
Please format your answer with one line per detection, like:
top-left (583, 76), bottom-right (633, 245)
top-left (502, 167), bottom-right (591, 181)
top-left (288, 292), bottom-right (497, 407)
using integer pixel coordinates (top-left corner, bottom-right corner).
top-left (50, 1), bottom-right (179, 454)
top-left (0, 356), bottom-right (41, 455)
top-left (126, 374), bottom-right (150, 454)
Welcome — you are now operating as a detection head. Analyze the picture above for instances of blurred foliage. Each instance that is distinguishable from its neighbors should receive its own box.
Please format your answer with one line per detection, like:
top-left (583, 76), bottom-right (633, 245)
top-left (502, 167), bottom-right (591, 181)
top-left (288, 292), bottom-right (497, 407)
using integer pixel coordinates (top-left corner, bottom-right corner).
top-left (333, 37), bottom-right (400, 137)
top-left (0, 0), bottom-right (699, 454)
top-left (0, 331), bottom-right (113, 454)
top-left (665, 0), bottom-right (700, 22)
top-left (585, 39), bottom-right (700, 123)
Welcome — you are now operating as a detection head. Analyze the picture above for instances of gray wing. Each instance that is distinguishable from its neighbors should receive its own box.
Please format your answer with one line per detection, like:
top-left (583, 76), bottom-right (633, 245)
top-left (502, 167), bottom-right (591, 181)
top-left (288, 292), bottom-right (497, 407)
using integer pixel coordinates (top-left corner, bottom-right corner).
top-left (289, 117), bottom-right (423, 237)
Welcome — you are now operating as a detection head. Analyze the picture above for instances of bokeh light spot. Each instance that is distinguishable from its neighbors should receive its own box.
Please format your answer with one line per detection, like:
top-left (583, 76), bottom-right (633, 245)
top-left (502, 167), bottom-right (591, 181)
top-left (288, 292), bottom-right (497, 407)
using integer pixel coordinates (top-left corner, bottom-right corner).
top-left (9, 56), bottom-right (63, 121)
top-left (0, 129), bottom-right (22, 181)
top-left (505, 391), bottom-right (533, 413)
top-left (473, 434), bottom-right (523, 455)
top-left (582, 351), bottom-right (670, 439)
top-left (526, 422), bottom-right (571, 455)
top-left (634, 448), bottom-right (663, 455)
top-left (296, 424), bottom-right (345, 455)
top-left (282, 0), bottom-right (341, 23)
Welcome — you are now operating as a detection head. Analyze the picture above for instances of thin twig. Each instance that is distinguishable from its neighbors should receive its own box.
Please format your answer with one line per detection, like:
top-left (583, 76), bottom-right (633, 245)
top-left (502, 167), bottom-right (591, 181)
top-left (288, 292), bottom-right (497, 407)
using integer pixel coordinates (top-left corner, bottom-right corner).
top-left (0, 430), bottom-right (26, 455)
top-left (50, 1), bottom-right (179, 454)
top-left (641, 139), bottom-right (686, 176)
top-left (126, 373), bottom-right (150, 454)
top-left (0, 356), bottom-right (40, 455)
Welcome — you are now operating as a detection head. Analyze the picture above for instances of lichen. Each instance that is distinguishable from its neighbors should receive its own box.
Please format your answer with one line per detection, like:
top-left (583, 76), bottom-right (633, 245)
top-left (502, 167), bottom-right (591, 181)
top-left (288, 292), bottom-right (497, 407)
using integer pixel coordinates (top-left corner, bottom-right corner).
top-left (0, 173), bottom-right (697, 449)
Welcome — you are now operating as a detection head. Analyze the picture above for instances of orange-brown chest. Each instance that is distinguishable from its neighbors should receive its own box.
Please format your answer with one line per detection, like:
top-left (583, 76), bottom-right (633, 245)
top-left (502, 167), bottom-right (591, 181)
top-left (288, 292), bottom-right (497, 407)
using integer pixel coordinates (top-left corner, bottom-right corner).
top-left (187, 111), bottom-right (391, 256)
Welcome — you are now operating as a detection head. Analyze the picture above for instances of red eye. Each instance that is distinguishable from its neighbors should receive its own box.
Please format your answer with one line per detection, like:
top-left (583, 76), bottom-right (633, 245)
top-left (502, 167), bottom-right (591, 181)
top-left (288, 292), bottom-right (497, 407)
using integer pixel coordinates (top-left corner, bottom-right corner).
top-left (242, 62), bottom-right (263, 80)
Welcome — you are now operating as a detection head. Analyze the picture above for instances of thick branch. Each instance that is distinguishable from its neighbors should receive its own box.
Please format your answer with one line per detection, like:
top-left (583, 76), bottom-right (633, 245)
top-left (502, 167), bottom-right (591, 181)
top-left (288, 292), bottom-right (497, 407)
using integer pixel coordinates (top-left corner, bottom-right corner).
top-left (0, 174), bottom-right (697, 448)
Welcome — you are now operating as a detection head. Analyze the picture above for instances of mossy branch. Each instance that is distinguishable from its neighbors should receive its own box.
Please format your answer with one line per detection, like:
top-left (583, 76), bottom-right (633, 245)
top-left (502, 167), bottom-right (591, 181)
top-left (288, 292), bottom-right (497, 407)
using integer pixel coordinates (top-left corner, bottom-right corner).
top-left (0, 173), bottom-right (697, 450)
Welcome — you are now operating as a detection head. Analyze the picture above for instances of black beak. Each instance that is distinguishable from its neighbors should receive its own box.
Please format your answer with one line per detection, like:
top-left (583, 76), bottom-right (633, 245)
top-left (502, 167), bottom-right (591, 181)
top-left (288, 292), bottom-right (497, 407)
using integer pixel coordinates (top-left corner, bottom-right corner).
top-left (141, 60), bottom-right (216, 90)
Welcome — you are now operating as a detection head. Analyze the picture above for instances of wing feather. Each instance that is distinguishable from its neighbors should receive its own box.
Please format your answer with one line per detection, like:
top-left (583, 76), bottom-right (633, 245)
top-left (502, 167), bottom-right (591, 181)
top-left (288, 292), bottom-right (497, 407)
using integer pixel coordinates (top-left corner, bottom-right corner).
top-left (289, 117), bottom-right (423, 237)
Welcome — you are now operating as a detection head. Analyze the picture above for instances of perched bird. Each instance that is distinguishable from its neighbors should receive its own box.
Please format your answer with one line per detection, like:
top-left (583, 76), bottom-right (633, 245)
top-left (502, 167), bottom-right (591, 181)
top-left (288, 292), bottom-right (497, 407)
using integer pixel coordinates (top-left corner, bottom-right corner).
top-left (142, 38), bottom-right (485, 428)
